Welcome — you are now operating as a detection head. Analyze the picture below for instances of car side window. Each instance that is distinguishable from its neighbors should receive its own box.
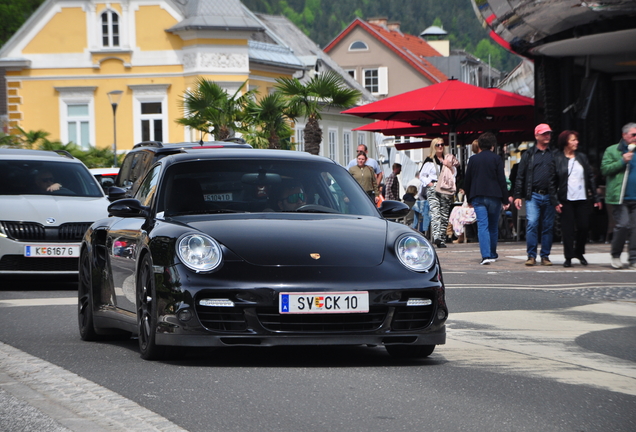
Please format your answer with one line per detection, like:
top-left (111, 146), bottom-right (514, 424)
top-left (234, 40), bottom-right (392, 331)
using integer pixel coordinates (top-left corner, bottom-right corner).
top-left (135, 165), bottom-right (160, 207)
top-left (116, 153), bottom-right (135, 188)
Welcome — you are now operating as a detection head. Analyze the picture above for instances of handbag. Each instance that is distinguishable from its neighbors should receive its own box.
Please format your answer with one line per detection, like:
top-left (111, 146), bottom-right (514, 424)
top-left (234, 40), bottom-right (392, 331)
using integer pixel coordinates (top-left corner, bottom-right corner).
top-left (435, 155), bottom-right (457, 195)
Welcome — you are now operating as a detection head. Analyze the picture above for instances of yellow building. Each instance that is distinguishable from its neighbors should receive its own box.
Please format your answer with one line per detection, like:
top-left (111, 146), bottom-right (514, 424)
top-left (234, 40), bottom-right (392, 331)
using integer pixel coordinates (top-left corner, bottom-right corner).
top-left (0, 0), bottom-right (306, 153)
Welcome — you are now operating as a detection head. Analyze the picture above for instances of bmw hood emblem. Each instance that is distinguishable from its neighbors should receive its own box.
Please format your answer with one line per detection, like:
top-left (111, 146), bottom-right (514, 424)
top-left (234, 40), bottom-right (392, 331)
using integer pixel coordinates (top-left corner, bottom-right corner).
top-left (46, 218), bottom-right (56, 224)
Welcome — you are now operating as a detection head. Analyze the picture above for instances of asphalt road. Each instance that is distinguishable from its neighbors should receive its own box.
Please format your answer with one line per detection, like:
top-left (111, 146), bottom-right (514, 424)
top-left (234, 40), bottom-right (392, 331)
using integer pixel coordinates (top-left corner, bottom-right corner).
top-left (0, 241), bottom-right (635, 432)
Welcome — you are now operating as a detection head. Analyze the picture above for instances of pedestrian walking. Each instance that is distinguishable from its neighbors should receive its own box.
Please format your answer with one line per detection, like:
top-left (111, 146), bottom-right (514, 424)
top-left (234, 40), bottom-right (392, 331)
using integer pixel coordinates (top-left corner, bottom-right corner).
top-left (463, 132), bottom-right (510, 264)
top-left (600, 122), bottom-right (636, 269)
top-left (420, 138), bottom-right (458, 248)
top-left (346, 144), bottom-right (383, 186)
top-left (513, 123), bottom-right (558, 266)
top-left (552, 130), bottom-right (601, 267)
top-left (385, 163), bottom-right (402, 201)
top-left (349, 151), bottom-right (379, 204)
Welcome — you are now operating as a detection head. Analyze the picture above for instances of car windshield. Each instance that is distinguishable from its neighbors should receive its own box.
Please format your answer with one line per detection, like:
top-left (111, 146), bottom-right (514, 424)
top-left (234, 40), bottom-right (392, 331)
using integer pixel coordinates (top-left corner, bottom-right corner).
top-left (0, 160), bottom-right (104, 197)
top-left (158, 159), bottom-right (379, 217)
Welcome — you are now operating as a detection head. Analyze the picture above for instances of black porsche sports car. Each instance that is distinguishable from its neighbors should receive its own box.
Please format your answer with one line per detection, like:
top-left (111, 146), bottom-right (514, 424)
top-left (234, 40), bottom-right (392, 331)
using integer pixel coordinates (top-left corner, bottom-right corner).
top-left (78, 148), bottom-right (447, 360)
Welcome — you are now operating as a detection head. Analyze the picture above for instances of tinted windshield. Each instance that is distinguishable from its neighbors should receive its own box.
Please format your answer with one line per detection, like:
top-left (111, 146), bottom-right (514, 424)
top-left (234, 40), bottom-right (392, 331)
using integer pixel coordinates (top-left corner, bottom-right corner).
top-left (158, 159), bottom-right (379, 217)
top-left (0, 160), bottom-right (104, 197)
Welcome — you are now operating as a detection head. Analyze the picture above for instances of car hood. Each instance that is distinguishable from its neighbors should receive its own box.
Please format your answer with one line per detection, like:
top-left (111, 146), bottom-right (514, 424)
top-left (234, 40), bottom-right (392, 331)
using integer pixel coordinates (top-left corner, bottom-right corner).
top-left (0, 195), bottom-right (110, 224)
top-left (184, 215), bottom-right (388, 267)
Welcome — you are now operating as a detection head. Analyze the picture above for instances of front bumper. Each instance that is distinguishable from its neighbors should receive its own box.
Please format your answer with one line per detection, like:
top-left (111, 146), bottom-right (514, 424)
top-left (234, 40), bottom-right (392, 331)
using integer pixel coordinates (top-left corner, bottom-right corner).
top-left (154, 283), bottom-right (448, 348)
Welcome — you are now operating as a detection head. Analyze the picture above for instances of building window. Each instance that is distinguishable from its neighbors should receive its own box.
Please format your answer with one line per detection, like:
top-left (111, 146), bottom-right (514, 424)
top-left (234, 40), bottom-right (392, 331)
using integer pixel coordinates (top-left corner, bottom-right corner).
top-left (343, 131), bottom-right (352, 163)
top-left (141, 102), bottom-right (163, 142)
top-left (101, 11), bottom-right (119, 47)
top-left (67, 104), bottom-right (91, 150)
top-left (130, 84), bottom-right (169, 144)
top-left (364, 69), bottom-right (378, 93)
top-left (328, 129), bottom-right (337, 161)
top-left (363, 67), bottom-right (388, 95)
top-left (55, 86), bottom-right (96, 150)
top-left (295, 126), bottom-right (305, 152)
top-left (357, 132), bottom-right (366, 147)
top-left (349, 41), bottom-right (368, 51)
top-left (345, 69), bottom-right (356, 80)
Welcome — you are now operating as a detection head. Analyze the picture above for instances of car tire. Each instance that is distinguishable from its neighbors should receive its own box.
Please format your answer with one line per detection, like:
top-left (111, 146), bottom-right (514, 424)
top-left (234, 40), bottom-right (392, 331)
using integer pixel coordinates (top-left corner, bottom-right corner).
top-left (78, 248), bottom-right (99, 341)
top-left (137, 254), bottom-right (166, 360)
top-left (385, 344), bottom-right (435, 359)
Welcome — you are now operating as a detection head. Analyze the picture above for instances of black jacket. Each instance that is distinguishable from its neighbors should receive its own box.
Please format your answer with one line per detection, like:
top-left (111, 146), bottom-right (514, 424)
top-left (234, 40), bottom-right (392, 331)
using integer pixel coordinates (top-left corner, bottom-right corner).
top-left (463, 150), bottom-right (509, 205)
top-left (513, 145), bottom-right (558, 205)
top-left (551, 151), bottom-right (599, 204)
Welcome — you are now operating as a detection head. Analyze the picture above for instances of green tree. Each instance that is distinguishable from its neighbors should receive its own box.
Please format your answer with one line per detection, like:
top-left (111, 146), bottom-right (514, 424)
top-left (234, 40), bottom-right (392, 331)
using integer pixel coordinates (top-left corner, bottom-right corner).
top-left (275, 71), bottom-right (360, 155)
top-left (177, 78), bottom-right (255, 141)
top-left (242, 92), bottom-right (293, 150)
top-left (0, 0), bottom-right (44, 47)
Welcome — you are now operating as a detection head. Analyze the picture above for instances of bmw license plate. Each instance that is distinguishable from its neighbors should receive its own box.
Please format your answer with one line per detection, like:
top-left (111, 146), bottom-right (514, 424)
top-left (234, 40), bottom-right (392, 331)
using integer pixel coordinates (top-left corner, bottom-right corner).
top-left (24, 245), bottom-right (80, 257)
top-left (279, 292), bottom-right (369, 314)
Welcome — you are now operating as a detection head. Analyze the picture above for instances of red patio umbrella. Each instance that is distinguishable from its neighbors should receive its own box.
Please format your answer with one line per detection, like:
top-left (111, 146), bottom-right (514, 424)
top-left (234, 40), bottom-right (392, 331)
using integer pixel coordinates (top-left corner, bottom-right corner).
top-left (353, 118), bottom-right (534, 138)
top-left (343, 79), bottom-right (534, 151)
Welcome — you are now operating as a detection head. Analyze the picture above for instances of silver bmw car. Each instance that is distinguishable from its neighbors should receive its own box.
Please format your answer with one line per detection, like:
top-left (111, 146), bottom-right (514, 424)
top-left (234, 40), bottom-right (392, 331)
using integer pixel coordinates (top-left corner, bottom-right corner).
top-left (0, 149), bottom-right (109, 277)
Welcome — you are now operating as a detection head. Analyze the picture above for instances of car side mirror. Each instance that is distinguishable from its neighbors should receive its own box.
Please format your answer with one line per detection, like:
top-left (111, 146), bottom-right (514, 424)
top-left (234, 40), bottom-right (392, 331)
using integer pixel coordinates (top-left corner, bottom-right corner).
top-left (108, 199), bottom-right (150, 218)
top-left (379, 200), bottom-right (410, 219)
top-left (107, 186), bottom-right (127, 202)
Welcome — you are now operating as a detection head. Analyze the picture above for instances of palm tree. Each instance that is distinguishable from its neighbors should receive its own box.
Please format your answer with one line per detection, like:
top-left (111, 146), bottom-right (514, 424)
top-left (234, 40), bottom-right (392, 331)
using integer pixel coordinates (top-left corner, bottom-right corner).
top-left (242, 92), bottom-right (293, 150)
top-left (177, 78), bottom-right (255, 141)
top-left (275, 71), bottom-right (361, 155)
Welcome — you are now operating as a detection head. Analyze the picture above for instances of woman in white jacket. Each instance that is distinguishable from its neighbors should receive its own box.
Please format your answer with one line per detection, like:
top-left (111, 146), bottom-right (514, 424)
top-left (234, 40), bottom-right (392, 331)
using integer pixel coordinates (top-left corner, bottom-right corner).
top-left (419, 138), bottom-right (457, 248)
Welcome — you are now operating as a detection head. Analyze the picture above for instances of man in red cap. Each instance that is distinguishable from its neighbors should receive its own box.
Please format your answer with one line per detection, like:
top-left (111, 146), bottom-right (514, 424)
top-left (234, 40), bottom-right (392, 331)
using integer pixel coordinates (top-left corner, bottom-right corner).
top-left (513, 123), bottom-right (558, 266)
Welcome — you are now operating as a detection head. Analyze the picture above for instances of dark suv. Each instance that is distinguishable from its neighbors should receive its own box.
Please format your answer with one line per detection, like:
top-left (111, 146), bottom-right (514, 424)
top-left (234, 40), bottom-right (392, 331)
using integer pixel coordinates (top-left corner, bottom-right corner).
top-left (112, 139), bottom-right (251, 199)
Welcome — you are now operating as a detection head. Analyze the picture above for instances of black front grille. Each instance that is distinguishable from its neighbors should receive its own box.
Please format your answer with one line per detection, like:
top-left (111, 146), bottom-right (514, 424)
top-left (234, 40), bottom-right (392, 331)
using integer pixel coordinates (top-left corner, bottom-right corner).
top-left (59, 223), bottom-right (92, 241)
top-left (194, 306), bottom-right (248, 331)
top-left (1, 221), bottom-right (91, 242)
top-left (1, 222), bottom-right (45, 241)
top-left (391, 306), bottom-right (434, 331)
top-left (256, 307), bottom-right (386, 332)
top-left (0, 255), bottom-right (79, 271)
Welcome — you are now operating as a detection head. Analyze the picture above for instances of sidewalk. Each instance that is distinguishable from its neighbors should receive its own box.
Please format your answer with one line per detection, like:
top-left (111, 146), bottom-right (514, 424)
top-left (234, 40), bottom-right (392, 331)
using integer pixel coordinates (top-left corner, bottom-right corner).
top-left (434, 238), bottom-right (633, 271)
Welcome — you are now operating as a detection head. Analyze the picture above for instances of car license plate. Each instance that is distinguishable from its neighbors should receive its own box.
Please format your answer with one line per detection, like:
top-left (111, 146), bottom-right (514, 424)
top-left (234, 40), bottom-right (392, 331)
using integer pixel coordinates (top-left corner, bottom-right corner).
top-left (279, 292), bottom-right (369, 314)
top-left (24, 245), bottom-right (80, 257)
top-left (204, 193), bottom-right (233, 202)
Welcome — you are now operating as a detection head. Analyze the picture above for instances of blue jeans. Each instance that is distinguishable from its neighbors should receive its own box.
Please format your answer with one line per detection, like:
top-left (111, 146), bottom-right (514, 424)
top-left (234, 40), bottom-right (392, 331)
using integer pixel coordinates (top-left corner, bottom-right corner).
top-left (412, 200), bottom-right (430, 232)
top-left (472, 196), bottom-right (501, 260)
top-left (525, 192), bottom-right (555, 259)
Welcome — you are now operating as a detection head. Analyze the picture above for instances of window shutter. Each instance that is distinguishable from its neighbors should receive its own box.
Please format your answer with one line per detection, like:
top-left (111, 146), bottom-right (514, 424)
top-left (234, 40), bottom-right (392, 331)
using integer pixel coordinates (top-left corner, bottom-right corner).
top-left (378, 67), bottom-right (388, 95)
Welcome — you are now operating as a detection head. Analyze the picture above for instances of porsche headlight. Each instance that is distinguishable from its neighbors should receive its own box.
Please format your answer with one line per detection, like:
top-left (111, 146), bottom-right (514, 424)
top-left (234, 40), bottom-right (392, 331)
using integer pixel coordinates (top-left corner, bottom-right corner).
top-left (177, 233), bottom-right (222, 273)
top-left (395, 235), bottom-right (435, 272)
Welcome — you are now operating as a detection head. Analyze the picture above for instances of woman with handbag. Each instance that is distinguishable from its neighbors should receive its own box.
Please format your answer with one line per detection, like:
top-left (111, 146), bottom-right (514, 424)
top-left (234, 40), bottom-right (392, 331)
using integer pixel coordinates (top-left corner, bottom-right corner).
top-left (419, 138), bottom-right (458, 248)
top-left (349, 151), bottom-right (379, 204)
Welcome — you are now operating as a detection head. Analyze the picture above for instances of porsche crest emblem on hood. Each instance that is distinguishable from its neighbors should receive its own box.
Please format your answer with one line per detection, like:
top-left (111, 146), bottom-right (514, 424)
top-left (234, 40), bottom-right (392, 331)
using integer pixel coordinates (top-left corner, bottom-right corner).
top-left (310, 253), bottom-right (321, 260)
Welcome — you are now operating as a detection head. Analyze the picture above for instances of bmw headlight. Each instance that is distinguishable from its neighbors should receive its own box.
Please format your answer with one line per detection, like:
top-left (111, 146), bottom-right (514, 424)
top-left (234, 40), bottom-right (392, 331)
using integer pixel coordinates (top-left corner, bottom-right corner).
top-left (177, 233), bottom-right (222, 273)
top-left (395, 235), bottom-right (435, 272)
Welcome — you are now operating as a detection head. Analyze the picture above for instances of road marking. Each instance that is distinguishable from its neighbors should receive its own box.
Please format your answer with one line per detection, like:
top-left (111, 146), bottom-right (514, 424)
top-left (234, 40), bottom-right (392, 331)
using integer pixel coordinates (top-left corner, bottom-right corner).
top-left (0, 298), bottom-right (76, 307)
top-left (0, 341), bottom-right (187, 432)
top-left (444, 302), bottom-right (636, 396)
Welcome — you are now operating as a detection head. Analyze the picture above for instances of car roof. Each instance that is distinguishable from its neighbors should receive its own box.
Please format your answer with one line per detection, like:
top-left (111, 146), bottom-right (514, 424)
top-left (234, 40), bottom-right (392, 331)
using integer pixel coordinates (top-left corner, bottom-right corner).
top-left (131, 140), bottom-right (252, 153)
top-left (0, 148), bottom-right (81, 162)
top-left (161, 148), bottom-right (338, 165)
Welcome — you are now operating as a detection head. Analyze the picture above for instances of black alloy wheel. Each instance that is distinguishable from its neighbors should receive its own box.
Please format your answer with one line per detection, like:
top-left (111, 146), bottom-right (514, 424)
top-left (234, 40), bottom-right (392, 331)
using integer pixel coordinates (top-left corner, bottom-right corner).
top-left (385, 344), bottom-right (435, 359)
top-left (78, 248), bottom-right (98, 341)
top-left (137, 254), bottom-right (165, 360)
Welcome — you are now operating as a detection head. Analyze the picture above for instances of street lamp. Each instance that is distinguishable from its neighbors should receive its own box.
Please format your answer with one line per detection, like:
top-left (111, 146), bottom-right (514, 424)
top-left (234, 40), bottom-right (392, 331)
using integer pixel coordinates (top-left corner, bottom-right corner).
top-left (107, 90), bottom-right (123, 167)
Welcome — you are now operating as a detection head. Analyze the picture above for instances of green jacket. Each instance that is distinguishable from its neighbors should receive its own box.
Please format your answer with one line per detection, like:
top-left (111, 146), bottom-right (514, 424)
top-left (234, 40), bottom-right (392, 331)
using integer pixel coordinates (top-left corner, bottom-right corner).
top-left (600, 140), bottom-right (628, 205)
